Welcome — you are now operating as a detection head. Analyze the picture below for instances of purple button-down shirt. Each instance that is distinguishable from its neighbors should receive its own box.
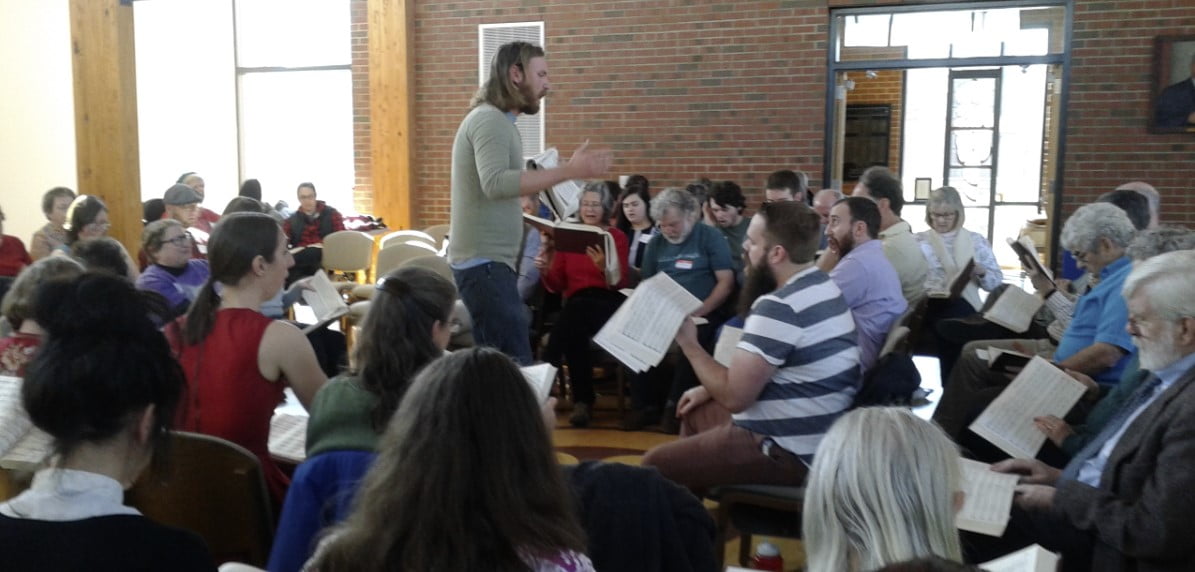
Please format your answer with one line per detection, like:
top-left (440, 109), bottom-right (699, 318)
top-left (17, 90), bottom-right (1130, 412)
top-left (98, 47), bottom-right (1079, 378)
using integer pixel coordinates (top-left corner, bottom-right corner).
top-left (828, 239), bottom-right (907, 371)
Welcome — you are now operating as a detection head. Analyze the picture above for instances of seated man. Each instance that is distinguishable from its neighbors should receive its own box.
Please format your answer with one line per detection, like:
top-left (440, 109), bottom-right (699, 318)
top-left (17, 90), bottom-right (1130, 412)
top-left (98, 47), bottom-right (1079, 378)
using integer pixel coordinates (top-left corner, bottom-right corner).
top-left (973, 249), bottom-right (1195, 571)
top-left (641, 200), bottom-right (859, 491)
top-left (625, 188), bottom-right (734, 432)
top-left (161, 183), bottom-right (209, 258)
top-left (762, 169), bottom-right (807, 203)
top-left (933, 202), bottom-right (1138, 439)
top-left (176, 172), bottom-right (221, 233)
top-left (821, 196), bottom-right (906, 371)
top-left (707, 181), bottom-right (751, 282)
top-left (287, 181), bottom-right (345, 284)
top-left (847, 166), bottom-right (929, 305)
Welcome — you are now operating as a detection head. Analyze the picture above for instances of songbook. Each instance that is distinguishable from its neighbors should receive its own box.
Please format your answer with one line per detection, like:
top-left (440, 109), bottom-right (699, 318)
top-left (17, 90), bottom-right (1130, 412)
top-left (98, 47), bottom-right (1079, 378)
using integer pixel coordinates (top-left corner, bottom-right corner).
top-left (979, 346), bottom-right (1034, 374)
top-left (300, 271), bottom-right (350, 334)
top-left (969, 357), bottom-right (1087, 459)
top-left (982, 285), bottom-right (1044, 334)
top-left (523, 213), bottom-right (620, 286)
top-left (1007, 236), bottom-right (1055, 289)
top-left (521, 363), bottom-right (559, 404)
top-left (527, 148), bottom-right (583, 220)
top-left (956, 458), bottom-right (1018, 537)
top-left (594, 273), bottom-right (703, 373)
top-left (0, 375), bottom-right (53, 470)
top-left (929, 257), bottom-right (976, 300)
top-left (268, 411), bottom-right (309, 464)
top-left (713, 326), bottom-right (744, 367)
top-left (980, 544), bottom-right (1060, 572)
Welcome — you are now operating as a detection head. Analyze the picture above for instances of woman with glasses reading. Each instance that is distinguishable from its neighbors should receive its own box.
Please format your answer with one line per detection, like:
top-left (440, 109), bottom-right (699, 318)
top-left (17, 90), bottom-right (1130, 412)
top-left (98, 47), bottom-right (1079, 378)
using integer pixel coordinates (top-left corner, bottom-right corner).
top-left (916, 187), bottom-right (1003, 313)
top-left (135, 219), bottom-right (209, 321)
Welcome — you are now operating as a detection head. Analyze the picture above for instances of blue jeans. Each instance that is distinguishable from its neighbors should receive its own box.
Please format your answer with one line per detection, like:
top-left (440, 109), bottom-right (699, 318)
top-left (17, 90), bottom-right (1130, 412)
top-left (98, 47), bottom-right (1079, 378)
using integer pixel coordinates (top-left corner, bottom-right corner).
top-left (453, 262), bottom-right (533, 365)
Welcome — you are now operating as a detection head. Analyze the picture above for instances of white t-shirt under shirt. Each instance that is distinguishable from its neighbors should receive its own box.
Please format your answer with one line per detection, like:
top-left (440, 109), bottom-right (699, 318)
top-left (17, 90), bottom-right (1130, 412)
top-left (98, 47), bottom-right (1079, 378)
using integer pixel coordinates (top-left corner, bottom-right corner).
top-left (732, 266), bottom-right (861, 464)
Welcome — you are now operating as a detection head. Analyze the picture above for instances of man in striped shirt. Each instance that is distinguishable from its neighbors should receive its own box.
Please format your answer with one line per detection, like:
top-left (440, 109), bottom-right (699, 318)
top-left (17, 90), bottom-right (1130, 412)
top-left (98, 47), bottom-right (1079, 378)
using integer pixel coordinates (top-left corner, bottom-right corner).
top-left (642, 200), bottom-right (860, 491)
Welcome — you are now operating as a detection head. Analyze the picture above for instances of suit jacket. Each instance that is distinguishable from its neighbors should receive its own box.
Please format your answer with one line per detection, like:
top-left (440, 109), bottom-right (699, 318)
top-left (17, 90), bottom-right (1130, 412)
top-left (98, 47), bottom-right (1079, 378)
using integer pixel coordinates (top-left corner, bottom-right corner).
top-left (1154, 78), bottom-right (1195, 128)
top-left (1052, 361), bottom-right (1195, 571)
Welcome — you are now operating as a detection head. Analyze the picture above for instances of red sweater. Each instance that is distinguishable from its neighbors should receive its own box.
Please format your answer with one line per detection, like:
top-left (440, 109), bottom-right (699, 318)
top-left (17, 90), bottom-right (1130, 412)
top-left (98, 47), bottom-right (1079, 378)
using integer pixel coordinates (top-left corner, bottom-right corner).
top-left (541, 226), bottom-right (630, 298)
top-left (0, 235), bottom-right (32, 277)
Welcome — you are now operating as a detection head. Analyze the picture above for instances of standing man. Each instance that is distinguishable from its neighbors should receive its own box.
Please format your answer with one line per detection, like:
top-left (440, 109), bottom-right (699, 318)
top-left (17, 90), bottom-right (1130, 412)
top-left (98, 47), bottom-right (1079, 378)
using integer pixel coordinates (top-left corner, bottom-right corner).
top-left (449, 41), bottom-right (612, 364)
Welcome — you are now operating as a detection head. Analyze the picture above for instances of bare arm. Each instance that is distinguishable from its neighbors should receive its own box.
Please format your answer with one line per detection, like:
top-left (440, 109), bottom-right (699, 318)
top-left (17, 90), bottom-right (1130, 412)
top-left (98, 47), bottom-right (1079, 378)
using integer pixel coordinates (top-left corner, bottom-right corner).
top-left (693, 269), bottom-right (734, 318)
top-left (1055, 342), bottom-right (1127, 377)
top-left (675, 320), bottom-right (774, 412)
top-left (258, 320), bottom-right (327, 409)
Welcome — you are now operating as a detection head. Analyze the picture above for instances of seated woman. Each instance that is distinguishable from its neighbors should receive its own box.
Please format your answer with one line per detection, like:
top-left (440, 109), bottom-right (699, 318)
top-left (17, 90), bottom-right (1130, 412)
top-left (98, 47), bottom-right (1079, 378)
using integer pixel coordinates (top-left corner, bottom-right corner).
top-left (0, 257), bottom-right (84, 376)
top-left (166, 212), bottom-right (327, 507)
top-left (803, 407), bottom-right (964, 572)
top-left (0, 204), bottom-right (33, 281)
top-left (29, 187), bottom-right (76, 260)
top-left (0, 272), bottom-right (215, 571)
top-left (615, 175), bottom-right (656, 280)
top-left (306, 347), bottom-right (592, 572)
top-left (536, 181), bottom-right (630, 427)
top-left (136, 219), bottom-right (209, 320)
top-left (268, 266), bottom-right (457, 572)
top-left (59, 194), bottom-right (139, 282)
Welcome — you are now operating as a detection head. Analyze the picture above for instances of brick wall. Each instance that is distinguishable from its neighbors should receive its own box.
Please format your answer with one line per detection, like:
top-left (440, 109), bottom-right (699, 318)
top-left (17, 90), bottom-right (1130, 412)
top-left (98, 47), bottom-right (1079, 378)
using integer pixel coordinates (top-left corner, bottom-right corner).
top-left (349, 0), bottom-right (372, 214)
top-left (844, 69), bottom-right (903, 182)
top-left (1063, 1), bottom-right (1195, 226)
top-left (348, 1), bottom-right (1195, 228)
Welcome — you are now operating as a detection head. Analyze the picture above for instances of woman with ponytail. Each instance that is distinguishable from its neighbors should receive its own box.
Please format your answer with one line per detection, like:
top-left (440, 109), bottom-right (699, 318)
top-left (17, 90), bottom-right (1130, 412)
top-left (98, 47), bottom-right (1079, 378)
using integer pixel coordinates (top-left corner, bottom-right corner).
top-left (166, 212), bottom-right (326, 506)
top-left (0, 272), bottom-right (215, 571)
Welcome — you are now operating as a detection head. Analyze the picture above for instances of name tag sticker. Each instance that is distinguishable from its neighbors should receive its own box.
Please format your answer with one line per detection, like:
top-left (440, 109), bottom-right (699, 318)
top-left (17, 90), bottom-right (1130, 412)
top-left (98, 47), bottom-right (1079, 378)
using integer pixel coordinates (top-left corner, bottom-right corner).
top-left (675, 259), bottom-right (693, 270)
top-left (639, 233), bottom-right (652, 244)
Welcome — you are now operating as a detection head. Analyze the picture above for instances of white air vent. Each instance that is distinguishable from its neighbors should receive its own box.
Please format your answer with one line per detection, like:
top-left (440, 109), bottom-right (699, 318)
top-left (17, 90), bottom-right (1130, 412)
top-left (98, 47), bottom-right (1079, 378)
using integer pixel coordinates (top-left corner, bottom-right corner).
top-left (479, 22), bottom-right (545, 158)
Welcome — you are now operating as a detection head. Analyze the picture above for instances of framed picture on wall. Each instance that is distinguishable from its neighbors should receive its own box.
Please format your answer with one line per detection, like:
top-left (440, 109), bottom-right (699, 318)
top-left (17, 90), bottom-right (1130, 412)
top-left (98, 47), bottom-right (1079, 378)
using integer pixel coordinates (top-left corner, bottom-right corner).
top-left (1151, 35), bottom-right (1195, 133)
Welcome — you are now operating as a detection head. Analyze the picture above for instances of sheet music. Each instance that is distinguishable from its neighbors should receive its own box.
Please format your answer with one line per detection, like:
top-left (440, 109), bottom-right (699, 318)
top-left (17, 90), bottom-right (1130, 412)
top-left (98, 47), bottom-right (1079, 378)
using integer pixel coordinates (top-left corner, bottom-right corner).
top-left (0, 427), bottom-right (53, 470)
top-left (983, 285), bottom-right (1043, 333)
top-left (0, 375), bottom-right (32, 457)
top-left (956, 458), bottom-right (1018, 537)
top-left (594, 273), bottom-right (701, 372)
top-left (528, 147), bottom-right (582, 219)
top-left (969, 356), bottom-right (1086, 459)
top-left (521, 363), bottom-right (558, 404)
top-left (980, 544), bottom-right (1060, 572)
top-left (269, 412), bottom-right (309, 464)
top-left (713, 326), bottom-right (744, 367)
top-left (301, 271), bottom-right (349, 334)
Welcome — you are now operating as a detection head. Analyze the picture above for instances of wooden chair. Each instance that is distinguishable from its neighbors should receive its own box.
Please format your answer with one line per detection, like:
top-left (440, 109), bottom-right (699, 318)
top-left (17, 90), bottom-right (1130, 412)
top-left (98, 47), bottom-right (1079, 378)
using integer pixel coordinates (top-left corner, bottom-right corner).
top-left (379, 229), bottom-right (435, 250)
top-left (125, 432), bottom-right (274, 567)
top-left (421, 223), bottom-right (451, 250)
top-left (320, 230), bottom-right (374, 284)
top-left (707, 484), bottom-right (804, 568)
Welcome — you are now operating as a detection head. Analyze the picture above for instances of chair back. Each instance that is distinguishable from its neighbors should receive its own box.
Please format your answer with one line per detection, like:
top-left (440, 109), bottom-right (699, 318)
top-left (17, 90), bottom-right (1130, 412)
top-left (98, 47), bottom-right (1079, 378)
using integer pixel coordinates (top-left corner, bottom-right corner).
top-left (380, 229), bottom-right (435, 250)
top-left (421, 224), bottom-right (451, 249)
top-left (376, 244), bottom-right (439, 278)
top-left (125, 431), bottom-right (274, 567)
top-left (399, 254), bottom-right (453, 282)
top-left (320, 230), bottom-right (374, 274)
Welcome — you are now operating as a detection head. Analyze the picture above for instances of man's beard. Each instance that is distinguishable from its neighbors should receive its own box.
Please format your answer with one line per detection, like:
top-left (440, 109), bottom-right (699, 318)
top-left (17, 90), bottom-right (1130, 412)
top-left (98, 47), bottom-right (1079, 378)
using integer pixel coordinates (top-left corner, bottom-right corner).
top-left (518, 82), bottom-right (542, 115)
top-left (831, 232), bottom-right (855, 258)
top-left (738, 257), bottom-right (778, 318)
top-left (1136, 325), bottom-right (1183, 371)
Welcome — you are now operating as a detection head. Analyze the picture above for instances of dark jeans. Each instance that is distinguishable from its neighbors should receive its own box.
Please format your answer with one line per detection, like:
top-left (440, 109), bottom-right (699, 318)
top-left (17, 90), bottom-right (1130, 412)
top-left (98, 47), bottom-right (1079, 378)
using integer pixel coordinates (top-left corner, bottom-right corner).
top-left (453, 262), bottom-right (533, 365)
top-left (629, 321), bottom-right (719, 412)
top-left (542, 288), bottom-right (626, 406)
top-left (963, 505), bottom-right (1093, 572)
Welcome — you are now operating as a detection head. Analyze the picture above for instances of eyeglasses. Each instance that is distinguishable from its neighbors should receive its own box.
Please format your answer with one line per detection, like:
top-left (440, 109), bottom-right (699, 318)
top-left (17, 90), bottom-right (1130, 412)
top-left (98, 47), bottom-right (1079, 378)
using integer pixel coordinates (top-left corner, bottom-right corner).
top-left (580, 201), bottom-right (604, 209)
top-left (929, 211), bottom-right (957, 219)
top-left (88, 221), bottom-right (112, 230)
top-left (163, 233), bottom-right (192, 247)
top-left (1070, 249), bottom-right (1090, 261)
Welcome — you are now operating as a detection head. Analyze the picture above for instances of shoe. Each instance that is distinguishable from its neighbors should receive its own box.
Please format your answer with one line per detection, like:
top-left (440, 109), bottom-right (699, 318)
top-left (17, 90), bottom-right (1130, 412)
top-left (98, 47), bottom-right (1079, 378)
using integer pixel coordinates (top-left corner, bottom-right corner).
top-left (621, 407), bottom-right (660, 431)
top-left (569, 403), bottom-right (591, 428)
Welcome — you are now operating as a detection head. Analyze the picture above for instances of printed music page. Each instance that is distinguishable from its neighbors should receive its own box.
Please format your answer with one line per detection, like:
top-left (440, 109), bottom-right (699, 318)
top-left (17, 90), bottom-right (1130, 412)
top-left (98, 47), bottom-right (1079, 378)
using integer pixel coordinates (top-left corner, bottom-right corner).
top-left (956, 458), bottom-right (1018, 537)
top-left (980, 544), bottom-right (1060, 572)
top-left (0, 376), bottom-right (31, 458)
top-left (521, 363), bottom-right (559, 404)
top-left (969, 356), bottom-right (1086, 459)
top-left (594, 273), bottom-right (701, 372)
top-left (982, 286), bottom-right (1044, 334)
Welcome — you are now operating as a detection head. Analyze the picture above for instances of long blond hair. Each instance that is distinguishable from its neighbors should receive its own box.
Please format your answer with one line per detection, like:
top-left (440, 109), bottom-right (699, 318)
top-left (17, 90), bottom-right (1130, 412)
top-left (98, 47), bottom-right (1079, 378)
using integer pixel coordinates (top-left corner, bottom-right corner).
top-left (803, 408), bottom-right (963, 572)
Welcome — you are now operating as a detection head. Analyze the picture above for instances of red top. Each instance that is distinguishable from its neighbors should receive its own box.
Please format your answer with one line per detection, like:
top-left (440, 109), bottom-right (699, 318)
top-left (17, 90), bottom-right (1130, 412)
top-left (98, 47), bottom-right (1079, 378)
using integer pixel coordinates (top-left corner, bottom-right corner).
top-left (166, 309), bottom-right (288, 504)
top-left (0, 235), bottom-right (32, 277)
top-left (0, 333), bottom-right (40, 377)
top-left (541, 226), bottom-right (630, 299)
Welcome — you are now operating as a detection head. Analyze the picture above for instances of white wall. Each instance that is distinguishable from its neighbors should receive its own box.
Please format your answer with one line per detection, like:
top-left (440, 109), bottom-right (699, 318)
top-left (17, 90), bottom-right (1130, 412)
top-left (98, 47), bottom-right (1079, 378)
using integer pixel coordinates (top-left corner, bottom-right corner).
top-left (0, 0), bottom-right (77, 246)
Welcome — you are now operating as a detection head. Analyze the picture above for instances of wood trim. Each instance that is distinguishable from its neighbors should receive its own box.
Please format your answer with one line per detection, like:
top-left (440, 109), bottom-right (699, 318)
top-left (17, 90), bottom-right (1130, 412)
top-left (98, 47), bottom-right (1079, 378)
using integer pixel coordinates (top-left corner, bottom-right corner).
top-left (367, 0), bottom-right (415, 229)
top-left (69, 0), bottom-right (141, 252)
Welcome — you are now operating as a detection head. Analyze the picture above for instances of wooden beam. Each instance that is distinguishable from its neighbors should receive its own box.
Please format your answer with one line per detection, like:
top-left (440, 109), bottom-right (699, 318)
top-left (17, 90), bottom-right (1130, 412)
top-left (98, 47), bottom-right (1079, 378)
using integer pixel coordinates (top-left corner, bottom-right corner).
top-left (367, 0), bottom-right (415, 229)
top-left (69, 0), bottom-right (141, 252)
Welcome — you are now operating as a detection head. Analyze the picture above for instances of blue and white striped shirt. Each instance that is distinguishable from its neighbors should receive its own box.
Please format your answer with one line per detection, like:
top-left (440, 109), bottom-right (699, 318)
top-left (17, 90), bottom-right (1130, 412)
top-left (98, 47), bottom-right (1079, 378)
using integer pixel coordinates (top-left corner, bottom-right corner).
top-left (732, 266), bottom-right (860, 465)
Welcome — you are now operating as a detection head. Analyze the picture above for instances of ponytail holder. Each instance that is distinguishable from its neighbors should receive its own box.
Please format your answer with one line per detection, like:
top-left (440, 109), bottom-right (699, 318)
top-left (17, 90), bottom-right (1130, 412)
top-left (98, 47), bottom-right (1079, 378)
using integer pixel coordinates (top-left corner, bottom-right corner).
top-left (376, 276), bottom-right (410, 296)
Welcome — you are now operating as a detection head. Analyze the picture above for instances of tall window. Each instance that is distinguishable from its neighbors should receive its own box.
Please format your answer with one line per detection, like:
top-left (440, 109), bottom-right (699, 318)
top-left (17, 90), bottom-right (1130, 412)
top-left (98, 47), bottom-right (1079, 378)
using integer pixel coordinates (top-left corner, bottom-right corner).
top-left (479, 22), bottom-right (545, 158)
top-left (135, 0), bottom-right (354, 213)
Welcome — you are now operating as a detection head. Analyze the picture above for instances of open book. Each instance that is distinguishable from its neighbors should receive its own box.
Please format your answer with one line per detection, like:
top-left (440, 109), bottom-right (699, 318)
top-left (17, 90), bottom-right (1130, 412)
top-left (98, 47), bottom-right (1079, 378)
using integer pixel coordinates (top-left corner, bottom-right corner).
top-left (521, 363), bottom-right (559, 404)
top-left (929, 257), bottom-right (976, 300)
top-left (527, 148), bottom-right (583, 220)
top-left (969, 356), bottom-right (1087, 459)
top-left (523, 213), bottom-right (620, 286)
top-left (982, 285), bottom-right (1044, 334)
top-left (300, 271), bottom-right (350, 334)
top-left (713, 326), bottom-right (744, 367)
top-left (595, 273), bottom-right (703, 373)
top-left (0, 375), bottom-right (54, 470)
top-left (980, 544), bottom-right (1060, 572)
top-left (956, 458), bottom-right (1018, 536)
top-left (1008, 236), bottom-right (1055, 289)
